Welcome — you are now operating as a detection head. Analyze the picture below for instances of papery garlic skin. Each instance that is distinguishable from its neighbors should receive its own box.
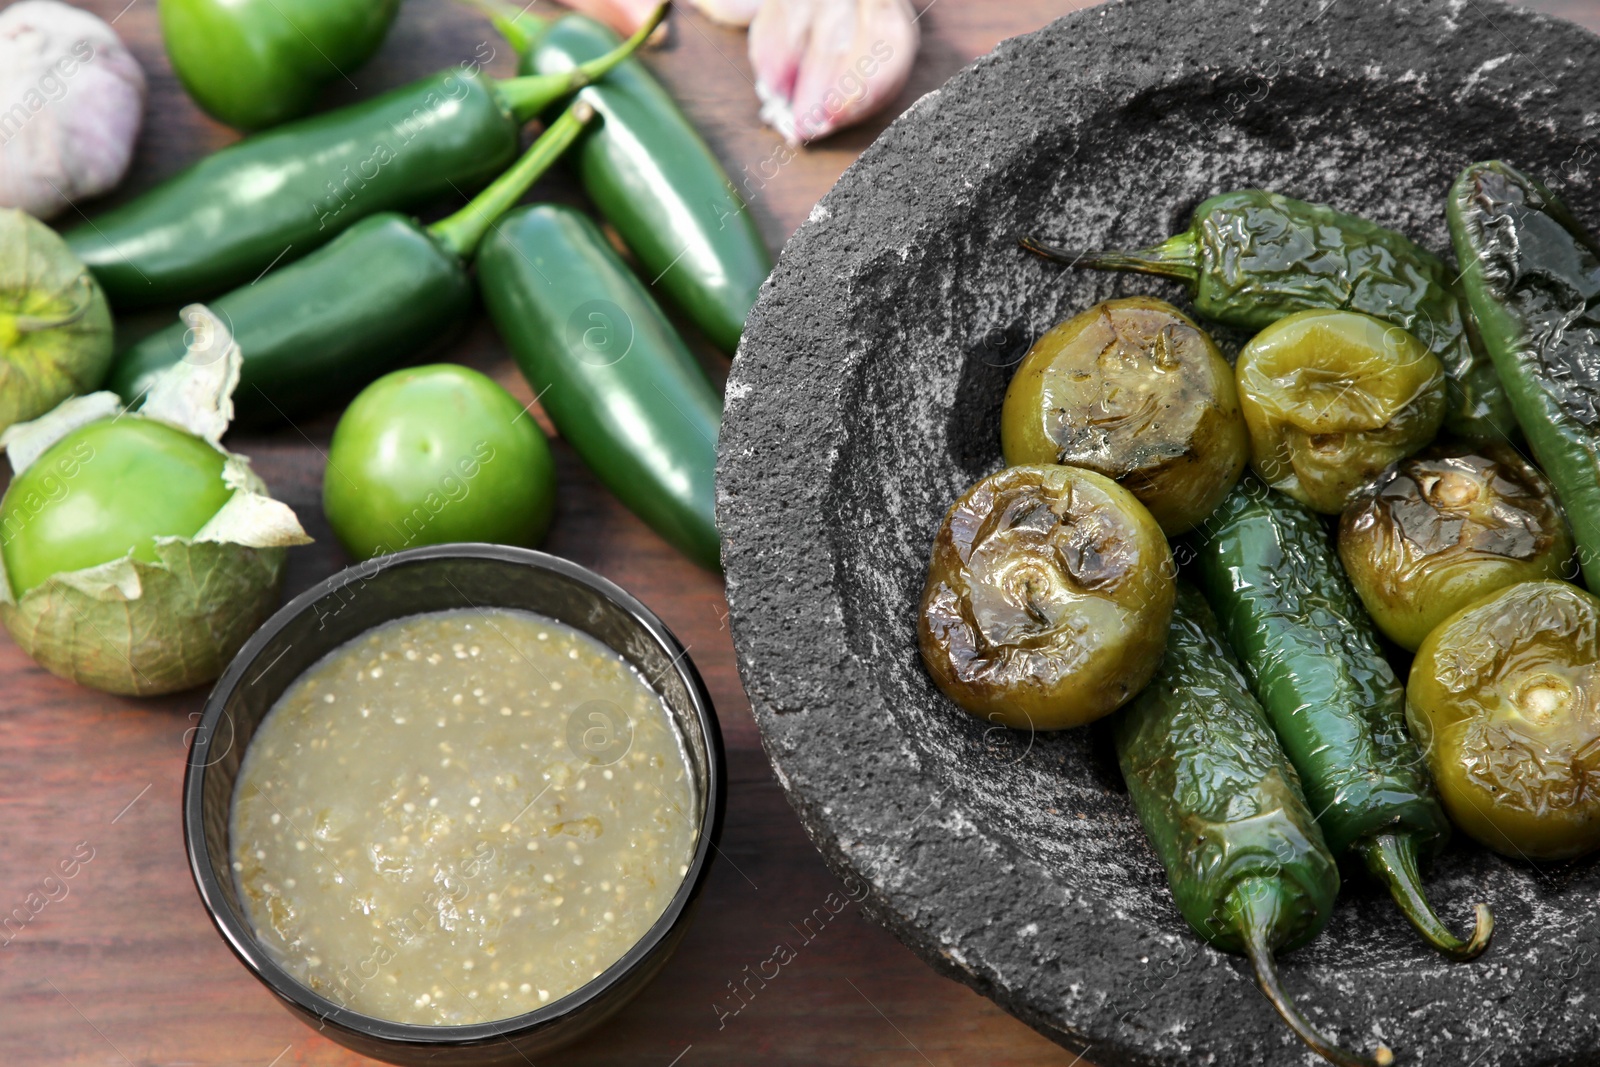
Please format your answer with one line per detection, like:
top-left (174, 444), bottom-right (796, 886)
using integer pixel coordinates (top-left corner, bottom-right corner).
top-left (0, 1), bottom-right (146, 221)
top-left (551, 0), bottom-right (670, 41)
top-left (749, 0), bottom-right (919, 145)
top-left (685, 0), bottom-right (763, 27)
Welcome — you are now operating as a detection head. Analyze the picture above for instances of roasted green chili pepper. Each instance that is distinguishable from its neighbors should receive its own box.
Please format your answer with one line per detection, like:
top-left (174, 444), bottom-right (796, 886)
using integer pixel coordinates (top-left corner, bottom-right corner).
top-left (477, 1), bottom-right (772, 355)
top-left (66, 7), bottom-right (663, 310)
top-left (109, 102), bottom-right (597, 425)
top-left (1113, 585), bottom-right (1389, 1067)
top-left (1022, 189), bottom-right (1516, 443)
top-left (161, 0), bottom-right (400, 131)
top-left (1189, 480), bottom-right (1493, 961)
top-left (1448, 160), bottom-right (1600, 591)
top-left (477, 203), bottom-right (722, 571)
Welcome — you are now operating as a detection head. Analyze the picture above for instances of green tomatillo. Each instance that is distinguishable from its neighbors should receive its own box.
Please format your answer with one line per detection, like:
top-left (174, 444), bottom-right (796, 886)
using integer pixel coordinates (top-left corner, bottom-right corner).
top-left (324, 364), bottom-right (557, 561)
top-left (160, 0), bottom-right (400, 130)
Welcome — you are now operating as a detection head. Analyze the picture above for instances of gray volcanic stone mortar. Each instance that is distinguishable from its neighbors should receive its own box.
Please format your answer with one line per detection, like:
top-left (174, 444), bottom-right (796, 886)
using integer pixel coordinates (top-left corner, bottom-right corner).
top-left (718, 1), bottom-right (1600, 1064)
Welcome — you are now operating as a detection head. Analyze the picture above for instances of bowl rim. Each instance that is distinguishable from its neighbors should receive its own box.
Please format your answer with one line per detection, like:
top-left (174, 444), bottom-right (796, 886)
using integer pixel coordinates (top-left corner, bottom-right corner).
top-left (182, 542), bottom-right (725, 1047)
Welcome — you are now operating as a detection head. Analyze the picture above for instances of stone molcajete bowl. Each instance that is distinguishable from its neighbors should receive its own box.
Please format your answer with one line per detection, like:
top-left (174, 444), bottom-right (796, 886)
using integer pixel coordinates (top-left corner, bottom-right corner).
top-left (718, 0), bottom-right (1600, 1064)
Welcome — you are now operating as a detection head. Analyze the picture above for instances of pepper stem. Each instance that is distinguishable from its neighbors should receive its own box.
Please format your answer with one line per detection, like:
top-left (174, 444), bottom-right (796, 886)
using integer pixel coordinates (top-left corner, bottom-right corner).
top-left (493, 3), bottom-right (668, 123)
top-left (1362, 832), bottom-right (1494, 962)
top-left (1019, 231), bottom-right (1201, 284)
top-left (1231, 879), bottom-right (1394, 1067)
top-left (459, 0), bottom-right (548, 58)
top-left (428, 100), bottom-right (597, 259)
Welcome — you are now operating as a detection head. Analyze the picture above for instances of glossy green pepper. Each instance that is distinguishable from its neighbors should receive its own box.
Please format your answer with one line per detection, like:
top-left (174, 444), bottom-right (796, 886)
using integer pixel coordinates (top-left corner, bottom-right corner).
top-left (0, 418), bottom-right (231, 598)
top-left (1236, 309), bottom-right (1446, 514)
top-left (919, 464), bottom-right (1174, 731)
top-left (1000, 296), bottom-right (1248, 536)
top-left (1023, 189), bottom-right (1515, 443)
top-left (1409, 581), bottom-right (1600, 862)
top-left (477, 203), bottom-right (723, 571)
top-left (1339, 443), bottom-right (1574, 651)
top-left (325, 365), bottom-right (556, 560)
top-left (109, 101), bottom-right (597, 425)
top-left (1113, 585), bottom-right (1389, 1067)
top-left (160, 0), bottom-right (400, 130)
top-left (1190, 480), bottom-right (1493, 961)
top-left (67, 8), bottom-right (662, 310)
top-left (479, 3), bottom-right (773, 355)
top-left (1449, 161), bottom-right (1600, 592)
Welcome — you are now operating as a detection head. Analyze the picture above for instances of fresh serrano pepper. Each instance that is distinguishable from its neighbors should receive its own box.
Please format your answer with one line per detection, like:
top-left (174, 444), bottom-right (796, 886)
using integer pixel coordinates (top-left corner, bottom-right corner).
top-left (108, 102), bottom-right (596, 425)
top-left (65, 7), bottom-right (663, 310)
top-left (1022, 190), bottom-right (1516, 443)
top-left (1189, 480), bottom-right (1493, 961)
top-left (1448, 160), bottom-right (1600, 592)
top-left (1113, 585), bottom-right (1390, 1067)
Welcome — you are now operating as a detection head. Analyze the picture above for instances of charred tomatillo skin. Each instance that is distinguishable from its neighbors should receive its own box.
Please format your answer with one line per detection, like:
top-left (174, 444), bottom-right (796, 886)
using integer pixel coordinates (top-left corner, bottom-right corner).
top-left (0, 418), bottom-right (231, 599)
top-left (1448, 161), bottom-right (1600, 593)
top-left (1191, 480), bottom-right (1492, 961)
top-left (1113, 586), bottom-right (1390, 1067)
top-left (919, 465), bottom-right (1174, 731)
top-left (66, 10), bottom-right (662, 310)
top-left (1022, 189), bottom-right (1514, 443)
top-left (1000, 296), bottom-right (1247, 536)
top-left (324, 365), bottom-right (556, 561)
top-left (1409, 581), bottom-right (1600, 862)
top-left (1339, 444), bottom-right (1574, 651)
top-left (477, 204), bottom-right (723, 571)
top-left (160, 0), bottom-right (400, 130)
top-left (1236, 309), bottom-right (1446, 514)
top-left (109, 102), bottom-right (597, 426)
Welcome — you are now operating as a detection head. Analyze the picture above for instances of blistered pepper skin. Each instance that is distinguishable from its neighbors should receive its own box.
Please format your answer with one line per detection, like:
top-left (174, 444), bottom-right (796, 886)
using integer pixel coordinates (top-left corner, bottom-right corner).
top-left (919, 465), bottom-right (1174, 731)
top-left (1339, 444), bottom-right (1575, 651)
top-left (1409, 581), bottom-right (1600, 862)
top-left (1026, 189), bottom-right (1515, 443)
top-left (1000, 297), bottom-right (1248, 536)
top-left (1449, 161), bottom-right (1600, 592)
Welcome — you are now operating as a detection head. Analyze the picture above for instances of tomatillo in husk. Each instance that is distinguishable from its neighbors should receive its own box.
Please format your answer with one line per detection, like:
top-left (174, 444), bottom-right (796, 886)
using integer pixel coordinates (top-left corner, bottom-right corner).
top-left (324, 364), bottom-right (557, 560)
top-left (0, 306), bottom-right (310, 696)
top-left (1001, 296), bottom-right (1248, 536)
top-left (1340, 444), bottom-right (1575, 651)
top-left (919, 464), bottom-right (1175, 731)
top-left (1237, 309), bottom-right (1446, 514)
top-left (1408, 581), bottom-right (1600, 862)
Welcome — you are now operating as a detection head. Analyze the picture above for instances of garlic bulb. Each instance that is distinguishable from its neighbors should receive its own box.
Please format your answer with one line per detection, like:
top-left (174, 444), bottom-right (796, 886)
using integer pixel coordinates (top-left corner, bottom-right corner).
top-left (685, 0), bottom-right (763, 27)
top-left (0, 1), bottom-right (146, 221)
top-left (749, 0), bottom-right (919, 145)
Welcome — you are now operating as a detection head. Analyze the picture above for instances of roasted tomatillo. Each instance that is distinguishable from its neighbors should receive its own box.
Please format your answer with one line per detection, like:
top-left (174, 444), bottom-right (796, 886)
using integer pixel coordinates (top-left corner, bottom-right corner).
top-left (324, 365), bottom-right (556, 561)
top-left (1001, 297), bottom-right (1248, 536)
top-left (1340, 445), bottom-right (1574, 651)
top-left (1237, 309), bottom-right (1446, 513)
top-left (1409, 581), bottom-right (1600, 863)
top-left (919, 465), bottom-right (1174, 731)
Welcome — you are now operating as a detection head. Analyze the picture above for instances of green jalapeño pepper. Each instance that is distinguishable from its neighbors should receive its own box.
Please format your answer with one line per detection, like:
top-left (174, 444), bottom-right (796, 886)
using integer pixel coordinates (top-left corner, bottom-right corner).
top-left (1189, 480), bottom-right (1493, 961)
top-left (476, 1), bottom-right (772, 355)
top-left (161, 0), bottom-right (401, 131)
top-left (477, 204), bottom-right (722, 571)
top-left (1023, 190), bottom-right (1516, 443)
top-left (1114, 585), bottom-right (1389, 1067)
top-left (1448, 161), bottom-right (1600, 592)
top-left (109, 102), bottom-right (597, 425)
top-left (67, 6), bottom-right (664, 310)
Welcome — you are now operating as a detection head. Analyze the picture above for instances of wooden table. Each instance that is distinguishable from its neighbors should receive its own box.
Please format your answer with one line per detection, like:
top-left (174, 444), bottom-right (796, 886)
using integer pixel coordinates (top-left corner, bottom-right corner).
top-left (2, 1), bottom-right (1596, 1064)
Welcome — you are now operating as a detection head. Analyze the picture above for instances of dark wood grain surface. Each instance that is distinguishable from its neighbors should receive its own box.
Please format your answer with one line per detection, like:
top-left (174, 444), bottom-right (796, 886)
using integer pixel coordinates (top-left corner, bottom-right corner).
top-left (2, 1), bottom-right (1597, 1064)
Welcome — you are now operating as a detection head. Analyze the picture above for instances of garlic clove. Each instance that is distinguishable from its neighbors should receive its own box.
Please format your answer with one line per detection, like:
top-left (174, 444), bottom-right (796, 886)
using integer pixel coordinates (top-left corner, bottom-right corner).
top-left (551, 0), bottom-right (671, 42)
top-left (684, 0), bottom-right (763, 27)
top-left (749, 0), bottom-right (919, 146)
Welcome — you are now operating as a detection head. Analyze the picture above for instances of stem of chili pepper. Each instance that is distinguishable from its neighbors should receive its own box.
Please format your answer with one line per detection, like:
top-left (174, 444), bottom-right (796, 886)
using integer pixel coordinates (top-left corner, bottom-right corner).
top-left (428, 100), bottom-right (598, 260)
top-left (461, 0), bottom-right (546, 56)
top-left (1018, 233), bottom-right (1201, 283)
top-left (1363, 832), bottom-right (1494, 961)
top-left (492, 2), bottom-right (669, 123)
top-left (1231, 879), bottom-right (1395, 1067)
